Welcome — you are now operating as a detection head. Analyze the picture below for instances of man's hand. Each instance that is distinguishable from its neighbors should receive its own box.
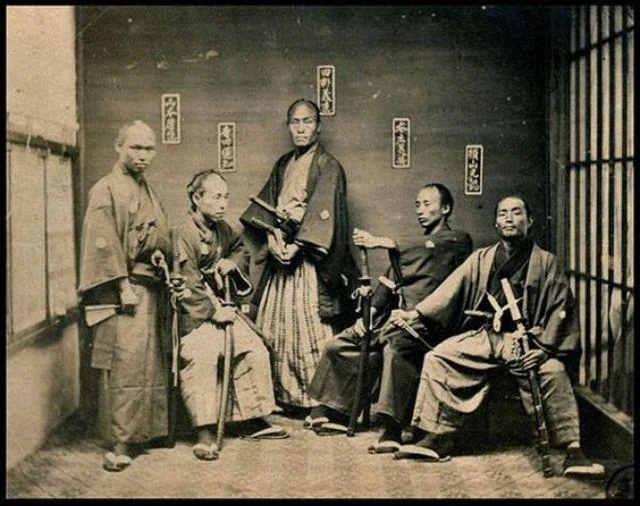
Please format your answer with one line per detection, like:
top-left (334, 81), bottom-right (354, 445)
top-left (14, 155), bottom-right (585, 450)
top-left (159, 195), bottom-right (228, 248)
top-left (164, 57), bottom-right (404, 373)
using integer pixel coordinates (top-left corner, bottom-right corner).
top-left (119, 283), bottom-right (139, 315)
top-left (353, 228), bottom-right (379, 248)
top-left (353, 307), bottom-right (377, 338)
top-left (281, 243), bottom-right (301, 263)
top-left (388, 309), bottom-right (420, 328)
top-left (353, 318), bottom-right (366, 338)
top-left (353, 228), bottom-right (396, 250)
top-left (518, 349), bottom-right (548, 372)
top-left (211, 305), bottom-right (236, 324)
top-left (169, 275), bottom-right (189, 301)
top-left (267, 230), bottom-right (289, 264)
top-left (216, 258), bottom-right (237, 276)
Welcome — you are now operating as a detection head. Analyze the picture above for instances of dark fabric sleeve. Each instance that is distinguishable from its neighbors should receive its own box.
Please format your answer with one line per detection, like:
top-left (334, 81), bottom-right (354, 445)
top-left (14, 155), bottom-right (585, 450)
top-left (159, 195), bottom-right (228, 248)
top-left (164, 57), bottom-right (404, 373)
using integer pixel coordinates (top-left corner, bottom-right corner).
top-left (78, 182), bottom-right (128, 294)
top-left (239, 156), bottom-right (286, 235)
top-left (457, 232), bottom-right (474, 266)
top-left (530, 254), bottom-right (581, 375)
top-left (295, 161), bottom-right (342, 254)
top-left (371, 265), bottom-right (398, 312)
top-left (225, 222), bottom-right (250, 275)
top-left (176, 225), bottom-right (215, 335)
top-left (414, 253), bottom-right (475, 329)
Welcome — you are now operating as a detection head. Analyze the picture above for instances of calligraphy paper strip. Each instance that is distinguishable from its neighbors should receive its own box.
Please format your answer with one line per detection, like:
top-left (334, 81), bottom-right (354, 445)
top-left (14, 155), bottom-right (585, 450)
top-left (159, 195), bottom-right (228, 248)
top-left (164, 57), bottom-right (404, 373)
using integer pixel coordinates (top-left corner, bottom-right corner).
top-left (161, 93), bottom-right (180, 144)
top-left (317, 65), bottom-right (336, 116)
top-left (218, 122), bottom-right (236, 172)
top-left (464, 144), bottom-right (483, 195)
top-left (392, 118), bottom-right (411, 168)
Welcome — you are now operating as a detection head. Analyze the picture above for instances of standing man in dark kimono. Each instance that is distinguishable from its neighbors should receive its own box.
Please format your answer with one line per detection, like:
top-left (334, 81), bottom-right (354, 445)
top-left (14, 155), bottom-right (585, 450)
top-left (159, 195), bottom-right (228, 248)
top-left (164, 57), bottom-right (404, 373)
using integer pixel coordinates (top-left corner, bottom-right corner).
top-left (305, 184), bottom-right (472, 451)
top-left (78, 120), bottom-right (171, 472)
top-left (176, 169), bottom-right (287, 461)
top-left (240, 99), bottom-right (359, 413)
top-left (390, 196), bottom-right (604, 478)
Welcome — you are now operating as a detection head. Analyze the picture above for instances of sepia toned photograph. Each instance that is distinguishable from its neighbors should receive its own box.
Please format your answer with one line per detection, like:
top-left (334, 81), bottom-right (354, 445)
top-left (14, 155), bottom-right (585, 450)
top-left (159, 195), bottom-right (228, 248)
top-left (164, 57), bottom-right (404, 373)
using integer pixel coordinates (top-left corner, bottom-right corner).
top-left (6, 4), bottom-right (634, 499)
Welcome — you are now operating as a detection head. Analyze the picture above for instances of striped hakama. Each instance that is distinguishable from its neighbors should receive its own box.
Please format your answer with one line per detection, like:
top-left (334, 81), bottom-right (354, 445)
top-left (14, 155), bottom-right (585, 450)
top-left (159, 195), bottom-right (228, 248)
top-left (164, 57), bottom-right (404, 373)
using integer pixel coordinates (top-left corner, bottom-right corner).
top-left (257, 259), bottom-right (335, 407)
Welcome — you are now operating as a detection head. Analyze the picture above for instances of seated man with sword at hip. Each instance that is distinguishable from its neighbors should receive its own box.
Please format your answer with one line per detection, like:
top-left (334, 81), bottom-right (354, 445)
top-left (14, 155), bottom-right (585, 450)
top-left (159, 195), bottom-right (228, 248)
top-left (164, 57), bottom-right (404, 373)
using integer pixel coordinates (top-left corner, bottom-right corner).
top-left (169, 169), bottom-right (288, 461)
top-left (304, 184), bottom-right (472, 454)
top-left (387, 195), bottom-right (604, 480)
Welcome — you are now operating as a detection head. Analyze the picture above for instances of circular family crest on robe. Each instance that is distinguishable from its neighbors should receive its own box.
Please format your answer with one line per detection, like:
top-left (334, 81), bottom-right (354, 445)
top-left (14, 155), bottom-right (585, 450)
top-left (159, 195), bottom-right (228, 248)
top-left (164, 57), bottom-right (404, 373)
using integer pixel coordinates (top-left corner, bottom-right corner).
top-left (606, 464), bottom-right (634, 499)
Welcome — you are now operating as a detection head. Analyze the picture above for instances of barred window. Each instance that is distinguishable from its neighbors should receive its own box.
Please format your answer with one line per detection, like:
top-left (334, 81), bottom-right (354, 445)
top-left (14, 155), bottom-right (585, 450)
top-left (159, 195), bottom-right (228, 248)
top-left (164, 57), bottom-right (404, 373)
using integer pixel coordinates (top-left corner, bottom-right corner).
top-left (565, 5), bottom-right (634, 414)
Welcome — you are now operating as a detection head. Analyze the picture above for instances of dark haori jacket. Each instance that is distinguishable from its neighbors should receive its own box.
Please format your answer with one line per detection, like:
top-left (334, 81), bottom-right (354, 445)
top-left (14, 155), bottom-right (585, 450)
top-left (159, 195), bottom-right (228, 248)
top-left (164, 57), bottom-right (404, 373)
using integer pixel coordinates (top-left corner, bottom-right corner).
top-left (371, 225), bottom-right (473, 319)
top-left (414, 242), bottom-right (582, 378)
top-left (77, 163), bottom-right (171, 367)
top-left (239, 143), bottom-right (360, 322)
top-left (176, 212), bottom-right (252, 337)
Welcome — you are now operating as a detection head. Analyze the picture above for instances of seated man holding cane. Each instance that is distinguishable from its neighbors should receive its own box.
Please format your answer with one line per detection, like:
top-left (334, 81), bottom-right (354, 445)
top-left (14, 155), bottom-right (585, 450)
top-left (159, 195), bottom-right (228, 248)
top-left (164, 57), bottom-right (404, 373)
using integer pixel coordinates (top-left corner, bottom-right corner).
top-left (388, 195), bottom-right (604, 479)
top-left (175, 169), bottom-right (288, 461)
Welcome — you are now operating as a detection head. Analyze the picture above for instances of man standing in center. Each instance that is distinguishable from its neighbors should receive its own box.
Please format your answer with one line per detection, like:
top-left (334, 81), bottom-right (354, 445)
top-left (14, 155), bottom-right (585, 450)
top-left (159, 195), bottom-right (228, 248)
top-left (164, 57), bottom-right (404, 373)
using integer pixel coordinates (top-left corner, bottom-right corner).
top-left (240, 99), bottom-right (359, 413)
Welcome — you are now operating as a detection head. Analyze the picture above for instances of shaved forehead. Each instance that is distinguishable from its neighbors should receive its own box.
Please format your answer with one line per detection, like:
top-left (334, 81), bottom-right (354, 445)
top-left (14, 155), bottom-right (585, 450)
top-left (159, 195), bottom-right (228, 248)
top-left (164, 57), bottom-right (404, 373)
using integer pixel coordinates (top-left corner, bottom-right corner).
top-left (117, 121), bottom-right (155, 146)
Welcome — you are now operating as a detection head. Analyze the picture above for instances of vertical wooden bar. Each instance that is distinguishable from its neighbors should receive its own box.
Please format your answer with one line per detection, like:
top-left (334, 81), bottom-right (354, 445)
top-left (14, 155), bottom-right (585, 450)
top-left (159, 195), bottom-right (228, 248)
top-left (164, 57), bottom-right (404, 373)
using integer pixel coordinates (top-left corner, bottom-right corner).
top-left (593, 5), bottom-right (604, 394)
top-left (74, 6), bottom-right (86, 287)
top-left (605, 7), bottom-right (616, 403)
top-left (41, 152), bottom-right (51, 322)
top-left (577, 6), bottom-right (591, 387)
top-left (568, 6), bottom-right (576, 284)
top-left (582, 7), bottom-right (598, 385)
top-left (583, 6), bottom-right (593, 389)
top-left (6, 144), bottom-right (13, 339)
top-left (617, 7), bottom-right (629, 414)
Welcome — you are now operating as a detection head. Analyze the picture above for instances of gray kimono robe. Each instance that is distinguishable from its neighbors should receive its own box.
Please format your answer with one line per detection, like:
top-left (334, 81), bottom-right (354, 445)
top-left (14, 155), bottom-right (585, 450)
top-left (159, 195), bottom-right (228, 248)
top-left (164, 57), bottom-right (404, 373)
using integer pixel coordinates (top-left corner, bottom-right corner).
top-left (78, 163), bottom-right (171, 445)
top-left (176, 214), bottom-right (277, 425)
top-left (411, 243), bottom-right (582, 445)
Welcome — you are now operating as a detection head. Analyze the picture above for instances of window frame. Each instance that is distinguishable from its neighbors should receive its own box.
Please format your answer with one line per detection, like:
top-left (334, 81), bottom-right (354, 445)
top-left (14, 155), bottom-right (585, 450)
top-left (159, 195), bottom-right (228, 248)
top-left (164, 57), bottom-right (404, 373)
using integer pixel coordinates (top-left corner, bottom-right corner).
top-left (6, 130), bottom-right (82, 356)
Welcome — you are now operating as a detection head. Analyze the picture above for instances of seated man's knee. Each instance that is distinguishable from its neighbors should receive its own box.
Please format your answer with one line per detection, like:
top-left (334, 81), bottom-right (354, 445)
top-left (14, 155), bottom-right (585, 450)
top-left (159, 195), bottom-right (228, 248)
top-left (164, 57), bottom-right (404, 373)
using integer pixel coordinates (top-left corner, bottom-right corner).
top-left (538, 357), bottom-right (566, 374)
top-left (252, 343), bottom-right (271, 365)
top-left (324, 335), bottom-right (349, 356)
top-left (382, 328), bottom-right (417, 354)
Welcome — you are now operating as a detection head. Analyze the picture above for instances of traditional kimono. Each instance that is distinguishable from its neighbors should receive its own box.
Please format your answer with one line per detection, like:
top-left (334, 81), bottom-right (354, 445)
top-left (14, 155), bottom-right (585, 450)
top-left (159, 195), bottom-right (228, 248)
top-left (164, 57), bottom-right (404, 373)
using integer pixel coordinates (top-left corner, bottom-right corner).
top-left (309, 226), bottom-right (473, 420)
top-left (176, 212), bottom-right (278, 426)
top-left (78, 163), bottom-right (171, 445)
top-left (411, 241), bottom-right (583, 447)
top-left (240, 143), bottom-right (359, 408)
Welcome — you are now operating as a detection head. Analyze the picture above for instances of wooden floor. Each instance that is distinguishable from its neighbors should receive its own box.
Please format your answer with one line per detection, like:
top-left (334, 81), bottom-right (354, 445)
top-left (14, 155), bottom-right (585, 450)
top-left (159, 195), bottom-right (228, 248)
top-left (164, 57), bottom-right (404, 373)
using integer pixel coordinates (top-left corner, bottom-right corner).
top-left (6, 412), bottom-right (616, 499)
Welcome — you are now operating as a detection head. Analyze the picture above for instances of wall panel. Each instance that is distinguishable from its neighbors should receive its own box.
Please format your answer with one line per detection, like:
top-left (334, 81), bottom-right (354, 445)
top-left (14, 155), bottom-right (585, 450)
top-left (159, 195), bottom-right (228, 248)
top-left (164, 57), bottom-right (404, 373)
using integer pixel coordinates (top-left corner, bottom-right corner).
top-left (79, 6), bottom-right (551, 284)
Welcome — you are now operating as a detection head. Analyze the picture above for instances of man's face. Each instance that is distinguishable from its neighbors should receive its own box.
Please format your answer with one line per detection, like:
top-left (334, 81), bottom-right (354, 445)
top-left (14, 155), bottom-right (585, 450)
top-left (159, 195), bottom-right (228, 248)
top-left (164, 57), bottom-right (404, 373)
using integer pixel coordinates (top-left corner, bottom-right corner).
top-left (415, 186), bottom-right (449, 230)
top-left (495, 197), bottom-right (532, 240)
top-left (116, 124), bottom-right (157, 175)
top-left (195, 175), bottom-right (229, 222)
top-left (288, 104), bottom-right (321, 148)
